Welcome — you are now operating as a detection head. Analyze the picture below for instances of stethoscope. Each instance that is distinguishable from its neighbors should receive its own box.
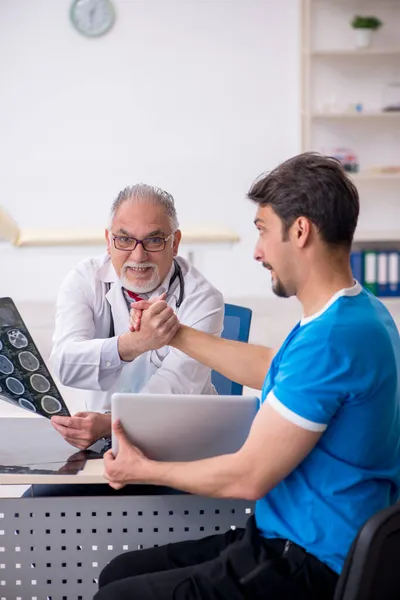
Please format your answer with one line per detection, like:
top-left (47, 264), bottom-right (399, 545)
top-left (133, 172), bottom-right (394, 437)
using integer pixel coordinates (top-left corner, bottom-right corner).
top-left (169, 259), bottom-right (185, 309)
top-left (107, 258), bottom-right (184, 338)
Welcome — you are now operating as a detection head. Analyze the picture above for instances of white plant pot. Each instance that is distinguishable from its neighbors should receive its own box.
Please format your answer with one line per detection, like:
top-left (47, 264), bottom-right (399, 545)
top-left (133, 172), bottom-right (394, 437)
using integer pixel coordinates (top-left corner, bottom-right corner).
top-left (355, 28), bottom-right (373, 49)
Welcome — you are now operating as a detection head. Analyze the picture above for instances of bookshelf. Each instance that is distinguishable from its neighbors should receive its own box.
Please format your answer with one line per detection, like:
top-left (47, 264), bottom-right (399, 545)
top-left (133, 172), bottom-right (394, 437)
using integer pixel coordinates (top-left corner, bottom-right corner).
top-left (301, 0), bottom-right (400, 299)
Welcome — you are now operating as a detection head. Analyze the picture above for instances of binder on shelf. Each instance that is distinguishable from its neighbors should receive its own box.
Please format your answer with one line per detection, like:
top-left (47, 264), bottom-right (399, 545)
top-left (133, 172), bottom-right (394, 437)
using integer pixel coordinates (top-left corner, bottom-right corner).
top-left (388, 252), bottom-right (400, 297)
top-left (350, 251), bottom-right (363, 283)
top-left (377, 252), bottom-right (388, 297)
top-left (364, 251), bottom-right (378, 295)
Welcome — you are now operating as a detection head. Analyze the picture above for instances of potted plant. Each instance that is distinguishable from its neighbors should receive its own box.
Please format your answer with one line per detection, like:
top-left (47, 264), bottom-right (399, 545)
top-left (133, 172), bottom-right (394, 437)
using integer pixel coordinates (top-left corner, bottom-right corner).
top-left (351, 16), bottom-right (383, 49)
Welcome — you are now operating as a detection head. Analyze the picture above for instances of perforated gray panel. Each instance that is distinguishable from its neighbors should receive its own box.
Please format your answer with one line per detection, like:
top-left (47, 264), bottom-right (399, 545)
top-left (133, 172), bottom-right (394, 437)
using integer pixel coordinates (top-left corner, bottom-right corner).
top-left (0, 495), bottom-right (254, 600)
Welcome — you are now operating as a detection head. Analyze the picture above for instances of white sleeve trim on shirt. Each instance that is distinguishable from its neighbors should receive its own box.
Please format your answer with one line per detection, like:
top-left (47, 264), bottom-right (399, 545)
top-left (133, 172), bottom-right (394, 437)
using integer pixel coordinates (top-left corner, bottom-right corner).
top-left (266, 391), bottom-right (327, 432)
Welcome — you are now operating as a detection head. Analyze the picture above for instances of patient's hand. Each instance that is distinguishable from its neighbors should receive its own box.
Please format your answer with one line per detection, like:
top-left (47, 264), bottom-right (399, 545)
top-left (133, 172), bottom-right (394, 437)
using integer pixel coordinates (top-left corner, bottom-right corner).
top-left (103, 419), bottom-right (148, 489)
top-left (119, 299), bottom-right (179, 360)
top-left (51, 412), bottom-right (111, 450)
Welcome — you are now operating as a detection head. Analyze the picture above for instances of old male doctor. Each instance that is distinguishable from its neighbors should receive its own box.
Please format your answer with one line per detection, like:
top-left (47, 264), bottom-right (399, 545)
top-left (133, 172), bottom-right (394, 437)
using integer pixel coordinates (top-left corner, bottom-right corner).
top-left (50, 184), bottom-right (224, 450)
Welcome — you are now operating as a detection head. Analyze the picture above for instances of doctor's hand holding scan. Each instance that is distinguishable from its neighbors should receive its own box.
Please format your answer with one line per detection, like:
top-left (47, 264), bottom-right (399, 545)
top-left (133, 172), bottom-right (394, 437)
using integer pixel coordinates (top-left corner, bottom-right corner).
top-left (48, 183), bottom-right (224, 451)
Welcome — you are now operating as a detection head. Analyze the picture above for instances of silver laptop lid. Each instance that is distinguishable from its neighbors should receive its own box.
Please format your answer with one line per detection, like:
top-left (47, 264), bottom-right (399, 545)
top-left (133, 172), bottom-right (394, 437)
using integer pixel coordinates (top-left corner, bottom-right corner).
top-left (111, 393), bottom-right (259, 461)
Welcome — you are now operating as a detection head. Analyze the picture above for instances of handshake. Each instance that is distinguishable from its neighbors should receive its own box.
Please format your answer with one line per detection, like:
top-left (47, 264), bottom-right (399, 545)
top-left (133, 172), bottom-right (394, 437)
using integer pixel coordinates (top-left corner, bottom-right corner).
top-left (118, 294), bottom-right (180, 362)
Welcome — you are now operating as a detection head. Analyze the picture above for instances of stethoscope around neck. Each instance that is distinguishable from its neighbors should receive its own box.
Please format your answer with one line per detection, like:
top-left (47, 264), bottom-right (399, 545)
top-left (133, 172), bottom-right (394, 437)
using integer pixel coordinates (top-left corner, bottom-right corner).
top-left (169, 259), bottom-right (185, 309)
top-left (107, 258), bottom-right (184, 338)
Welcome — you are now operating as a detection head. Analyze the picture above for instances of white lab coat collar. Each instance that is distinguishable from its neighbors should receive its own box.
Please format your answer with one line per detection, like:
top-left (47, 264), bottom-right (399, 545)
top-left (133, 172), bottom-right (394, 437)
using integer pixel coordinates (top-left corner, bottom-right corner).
top-left (105, 279), bottom-right (128, 335)
top-left (97, 256), bottom-right (118, 283)
top-left (96, 258), bottom-right (128, 335)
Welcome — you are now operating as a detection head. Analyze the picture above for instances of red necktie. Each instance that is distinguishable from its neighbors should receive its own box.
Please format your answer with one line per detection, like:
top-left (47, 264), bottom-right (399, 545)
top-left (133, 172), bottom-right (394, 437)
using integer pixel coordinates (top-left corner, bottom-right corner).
top-left (125, 290), bottom-right (143, 302)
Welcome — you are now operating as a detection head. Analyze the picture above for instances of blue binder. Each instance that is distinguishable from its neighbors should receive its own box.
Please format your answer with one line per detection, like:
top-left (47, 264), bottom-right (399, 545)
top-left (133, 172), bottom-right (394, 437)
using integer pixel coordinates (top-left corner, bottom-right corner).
top-left (388, 252), bottom-right (400, 297)
top-left (350, 251), bottom-right (363, 283)
top-left (377, 252), bottom-right (388, 297)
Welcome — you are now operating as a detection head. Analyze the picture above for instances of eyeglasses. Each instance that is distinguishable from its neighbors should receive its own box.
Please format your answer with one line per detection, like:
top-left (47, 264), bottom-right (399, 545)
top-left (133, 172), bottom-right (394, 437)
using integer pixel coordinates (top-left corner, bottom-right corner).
top-left (112, 233), bottom-right (174, 252)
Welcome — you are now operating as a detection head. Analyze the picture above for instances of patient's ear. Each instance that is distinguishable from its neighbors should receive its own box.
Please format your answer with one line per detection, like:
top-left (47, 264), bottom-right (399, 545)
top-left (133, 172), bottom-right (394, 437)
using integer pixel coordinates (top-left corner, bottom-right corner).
top-left (105, 229), bottom-right (111, 255)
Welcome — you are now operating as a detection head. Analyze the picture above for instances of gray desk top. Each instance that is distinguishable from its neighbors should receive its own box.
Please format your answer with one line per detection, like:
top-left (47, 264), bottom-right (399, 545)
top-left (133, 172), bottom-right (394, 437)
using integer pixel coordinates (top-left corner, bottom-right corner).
top-left (0, 417), bottom-right (106, 484)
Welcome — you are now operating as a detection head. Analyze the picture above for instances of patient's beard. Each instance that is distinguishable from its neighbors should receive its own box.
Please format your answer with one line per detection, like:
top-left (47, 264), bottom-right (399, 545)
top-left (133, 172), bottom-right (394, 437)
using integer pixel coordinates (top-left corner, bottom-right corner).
top-left (121, 261), bottom-right (161, 294)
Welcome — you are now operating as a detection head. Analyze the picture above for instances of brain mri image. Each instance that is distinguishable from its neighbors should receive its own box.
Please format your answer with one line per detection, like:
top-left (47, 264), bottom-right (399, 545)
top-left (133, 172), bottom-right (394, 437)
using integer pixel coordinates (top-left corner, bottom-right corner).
top-left (7, 329), bottom-right (28, 349)
top-left (18, 351), bottom-right (40, 372)
top-left (0, 297), bottom-right (70, 419)
top-left (5, 377), bottom-right (25, 395)
top-left (0, 355), bottom-right (14, 375)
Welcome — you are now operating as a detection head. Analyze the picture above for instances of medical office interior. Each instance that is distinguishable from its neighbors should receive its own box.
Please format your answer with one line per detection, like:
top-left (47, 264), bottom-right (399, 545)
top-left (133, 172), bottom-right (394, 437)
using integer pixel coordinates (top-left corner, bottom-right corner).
top-left (0, 0), bottom-right (400, 589)
top-left (1, 0), bottom-right (400, 484)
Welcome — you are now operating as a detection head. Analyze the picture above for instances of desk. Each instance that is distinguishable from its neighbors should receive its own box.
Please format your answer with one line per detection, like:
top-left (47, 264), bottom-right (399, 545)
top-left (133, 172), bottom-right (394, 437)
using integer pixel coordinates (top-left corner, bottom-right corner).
top-left (0, 417), bottom-right (254, 599)
top-left (0, 417), bottom-right (106, 485)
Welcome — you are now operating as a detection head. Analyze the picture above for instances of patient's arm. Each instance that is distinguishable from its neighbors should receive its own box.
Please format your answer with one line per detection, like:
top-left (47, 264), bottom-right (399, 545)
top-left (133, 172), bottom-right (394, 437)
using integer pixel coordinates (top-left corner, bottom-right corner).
top-left (131, 303), bottom-right (275, 391)
top-left (104, 402), bottom-right (321, 499)
top-left (171, 325), bottom-right (274, 391)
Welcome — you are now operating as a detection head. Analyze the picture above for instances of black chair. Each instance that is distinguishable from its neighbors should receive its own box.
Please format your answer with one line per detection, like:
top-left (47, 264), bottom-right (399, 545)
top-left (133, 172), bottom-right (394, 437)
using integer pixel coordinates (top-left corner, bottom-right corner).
top-left (334, 503), bottom-right (400, 600)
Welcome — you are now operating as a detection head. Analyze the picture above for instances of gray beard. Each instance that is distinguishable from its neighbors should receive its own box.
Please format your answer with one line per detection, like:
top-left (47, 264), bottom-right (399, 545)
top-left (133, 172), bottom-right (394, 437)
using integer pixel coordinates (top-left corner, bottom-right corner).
top-left (120, 267), bottom-right (160, 294)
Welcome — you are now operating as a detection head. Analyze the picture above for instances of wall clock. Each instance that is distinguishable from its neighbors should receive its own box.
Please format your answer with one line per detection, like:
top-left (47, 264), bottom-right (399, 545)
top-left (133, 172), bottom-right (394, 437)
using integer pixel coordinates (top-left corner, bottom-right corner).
top-left (70, 0), bottom-right (115, 37)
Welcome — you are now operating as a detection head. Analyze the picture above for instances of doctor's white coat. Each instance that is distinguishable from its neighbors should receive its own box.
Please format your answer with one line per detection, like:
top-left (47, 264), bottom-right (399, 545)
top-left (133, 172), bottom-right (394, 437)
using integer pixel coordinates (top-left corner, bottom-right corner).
top-left (50, 254), bottom-right (224, 412)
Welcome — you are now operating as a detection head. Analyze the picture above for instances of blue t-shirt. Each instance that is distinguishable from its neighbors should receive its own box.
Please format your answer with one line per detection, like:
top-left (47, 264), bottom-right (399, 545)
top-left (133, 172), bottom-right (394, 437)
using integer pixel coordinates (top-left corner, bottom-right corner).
top-left (256, 283), bottom-right (400, 574)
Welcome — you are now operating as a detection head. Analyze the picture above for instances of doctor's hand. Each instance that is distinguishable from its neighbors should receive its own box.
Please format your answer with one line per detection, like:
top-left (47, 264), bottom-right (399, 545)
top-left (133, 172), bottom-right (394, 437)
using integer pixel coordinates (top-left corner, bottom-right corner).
top-left (128, 293), bottom-right (166, 332)
top-left (118, 300), bottom-right (180, 361)
top-left (103, 420), bottom-right (149, 489)
top-left (51, 412), bottom-right (111, 450)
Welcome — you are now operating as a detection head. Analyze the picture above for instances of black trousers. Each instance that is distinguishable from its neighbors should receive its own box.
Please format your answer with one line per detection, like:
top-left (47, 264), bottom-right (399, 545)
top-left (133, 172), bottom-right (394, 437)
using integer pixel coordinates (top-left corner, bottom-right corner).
top-left (94, 516), bottom-right (338, 600)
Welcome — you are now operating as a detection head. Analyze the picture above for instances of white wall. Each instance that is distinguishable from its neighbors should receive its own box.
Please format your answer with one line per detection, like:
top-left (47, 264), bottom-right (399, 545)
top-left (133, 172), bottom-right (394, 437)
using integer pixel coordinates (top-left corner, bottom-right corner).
top-left (0, 0), bottom-right (301, 302)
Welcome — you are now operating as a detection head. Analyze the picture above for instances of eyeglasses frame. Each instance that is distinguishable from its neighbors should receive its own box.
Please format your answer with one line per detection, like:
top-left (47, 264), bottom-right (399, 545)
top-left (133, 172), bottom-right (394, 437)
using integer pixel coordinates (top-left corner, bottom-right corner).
top-left (112, 233), bottom-right (174, 253)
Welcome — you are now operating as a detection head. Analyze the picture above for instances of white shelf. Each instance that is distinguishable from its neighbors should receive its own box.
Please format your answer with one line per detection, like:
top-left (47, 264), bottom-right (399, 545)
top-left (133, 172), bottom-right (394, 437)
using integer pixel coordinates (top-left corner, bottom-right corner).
top-left (351, 172), bottom-right (400, 181)
top-left (0, 205), bottom-right (241, 247)
top-left (310, 112), bottom-right (400, 119)
top-left (309, 49), bottom-right (400, 57)
top-left (354, 231), bottom-right (400, 243)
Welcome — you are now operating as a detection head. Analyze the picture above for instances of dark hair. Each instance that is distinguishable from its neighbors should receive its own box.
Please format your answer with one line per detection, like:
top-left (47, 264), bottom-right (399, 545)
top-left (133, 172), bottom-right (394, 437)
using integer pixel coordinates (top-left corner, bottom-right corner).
top-left (248, 152), bottom-right (359, 248)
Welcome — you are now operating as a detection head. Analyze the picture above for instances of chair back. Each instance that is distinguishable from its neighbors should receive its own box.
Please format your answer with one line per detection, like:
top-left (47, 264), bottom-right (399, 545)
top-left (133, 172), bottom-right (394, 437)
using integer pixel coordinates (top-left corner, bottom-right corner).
top-left (211, 303), bottom-right (252, 395)
top-left (334, 502), bottom-right (400, 600)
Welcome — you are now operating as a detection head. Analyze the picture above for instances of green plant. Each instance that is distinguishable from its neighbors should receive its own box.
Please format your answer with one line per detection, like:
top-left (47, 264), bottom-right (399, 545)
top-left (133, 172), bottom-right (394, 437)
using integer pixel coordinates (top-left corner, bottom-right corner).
top-left (351, 15), bottom-right (383, 30)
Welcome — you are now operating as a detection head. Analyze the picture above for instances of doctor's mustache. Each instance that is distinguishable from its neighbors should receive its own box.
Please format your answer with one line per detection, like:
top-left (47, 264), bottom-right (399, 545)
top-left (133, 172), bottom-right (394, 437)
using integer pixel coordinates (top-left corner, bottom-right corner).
top-left (262, 262), bottom-right (272, 271)
top-left (122, 261), bottom-right (157, 271)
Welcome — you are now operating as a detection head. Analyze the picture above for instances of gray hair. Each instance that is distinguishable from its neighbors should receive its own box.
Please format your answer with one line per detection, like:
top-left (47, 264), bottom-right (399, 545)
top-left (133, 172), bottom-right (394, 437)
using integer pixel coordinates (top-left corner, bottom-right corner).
top-left (109, 184), bottom-right (179, 231)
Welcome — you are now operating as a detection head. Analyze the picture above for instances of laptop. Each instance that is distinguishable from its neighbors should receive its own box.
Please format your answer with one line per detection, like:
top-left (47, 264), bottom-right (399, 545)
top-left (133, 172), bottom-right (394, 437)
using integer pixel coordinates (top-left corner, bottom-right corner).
top-left (0, 297), bottom-right (70, 418)
top-left (111, 393), bottom-right (260, 461)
